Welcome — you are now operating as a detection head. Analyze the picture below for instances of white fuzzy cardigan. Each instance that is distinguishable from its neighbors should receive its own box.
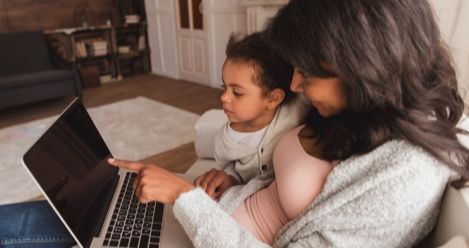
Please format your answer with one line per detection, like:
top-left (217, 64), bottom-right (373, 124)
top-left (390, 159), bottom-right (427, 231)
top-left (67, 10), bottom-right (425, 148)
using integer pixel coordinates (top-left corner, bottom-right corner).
top-left (173, 140), bottom-right (452, 248)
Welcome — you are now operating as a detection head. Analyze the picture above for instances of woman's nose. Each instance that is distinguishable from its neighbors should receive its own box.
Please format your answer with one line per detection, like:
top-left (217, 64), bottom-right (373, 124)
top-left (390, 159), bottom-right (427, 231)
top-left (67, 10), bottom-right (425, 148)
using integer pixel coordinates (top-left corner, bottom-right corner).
top-left (290, 72), bottom-right (304, 93)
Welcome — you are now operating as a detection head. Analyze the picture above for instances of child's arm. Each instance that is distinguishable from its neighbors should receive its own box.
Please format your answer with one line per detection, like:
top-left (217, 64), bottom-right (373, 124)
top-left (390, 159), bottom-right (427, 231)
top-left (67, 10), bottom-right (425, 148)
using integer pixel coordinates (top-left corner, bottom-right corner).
top-left (221, 162), bottom-right (243, 183)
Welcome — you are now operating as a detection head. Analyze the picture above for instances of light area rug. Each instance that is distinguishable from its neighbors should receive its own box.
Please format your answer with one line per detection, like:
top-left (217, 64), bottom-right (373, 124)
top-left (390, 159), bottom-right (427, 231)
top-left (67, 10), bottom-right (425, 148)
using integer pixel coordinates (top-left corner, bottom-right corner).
top-left (0, 96), bottom-right (200, 205)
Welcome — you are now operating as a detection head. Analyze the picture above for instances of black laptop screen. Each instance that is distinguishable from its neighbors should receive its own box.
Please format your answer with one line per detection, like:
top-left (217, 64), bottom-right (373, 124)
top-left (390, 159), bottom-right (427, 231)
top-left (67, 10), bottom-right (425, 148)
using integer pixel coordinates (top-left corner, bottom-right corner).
top-left (23, 99), bottom-right (119, 247)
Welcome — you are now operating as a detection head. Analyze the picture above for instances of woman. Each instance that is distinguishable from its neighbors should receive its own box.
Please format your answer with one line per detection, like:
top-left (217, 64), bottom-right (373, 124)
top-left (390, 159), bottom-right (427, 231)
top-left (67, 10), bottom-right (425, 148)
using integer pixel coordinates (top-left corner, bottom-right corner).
top-left (2, 0), bottom-right (469, 247)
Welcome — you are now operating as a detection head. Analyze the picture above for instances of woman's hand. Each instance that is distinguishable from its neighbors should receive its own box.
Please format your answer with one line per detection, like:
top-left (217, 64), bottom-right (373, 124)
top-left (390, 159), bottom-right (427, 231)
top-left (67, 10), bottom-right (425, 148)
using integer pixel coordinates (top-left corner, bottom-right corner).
top-left (108, 158), bottom-right (195, 204)
top-left (194, 169), bottom-right (237, 200)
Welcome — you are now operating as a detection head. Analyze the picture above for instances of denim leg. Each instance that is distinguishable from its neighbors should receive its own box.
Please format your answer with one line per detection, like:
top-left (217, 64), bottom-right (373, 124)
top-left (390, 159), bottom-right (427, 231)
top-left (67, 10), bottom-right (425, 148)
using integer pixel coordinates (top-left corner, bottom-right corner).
top-left (0, 201), bottom-right (75, 248)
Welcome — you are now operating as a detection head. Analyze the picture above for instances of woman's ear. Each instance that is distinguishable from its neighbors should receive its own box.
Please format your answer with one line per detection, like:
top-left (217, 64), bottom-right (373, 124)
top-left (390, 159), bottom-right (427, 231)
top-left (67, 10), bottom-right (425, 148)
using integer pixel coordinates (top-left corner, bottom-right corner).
top-left (268, 89), bottom-right (285, 110)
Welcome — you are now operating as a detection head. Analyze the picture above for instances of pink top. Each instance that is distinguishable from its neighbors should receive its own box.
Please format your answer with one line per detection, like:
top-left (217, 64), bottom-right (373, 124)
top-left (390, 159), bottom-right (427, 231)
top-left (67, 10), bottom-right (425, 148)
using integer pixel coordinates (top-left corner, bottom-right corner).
top-left (231, 126), bottom-right (334, 244)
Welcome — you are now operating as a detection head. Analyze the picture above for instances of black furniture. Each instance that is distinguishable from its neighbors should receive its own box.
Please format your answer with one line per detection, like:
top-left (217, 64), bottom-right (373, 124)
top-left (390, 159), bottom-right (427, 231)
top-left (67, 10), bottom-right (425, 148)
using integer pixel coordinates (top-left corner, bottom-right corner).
top-left (0, 31), bottom-right (82, 109)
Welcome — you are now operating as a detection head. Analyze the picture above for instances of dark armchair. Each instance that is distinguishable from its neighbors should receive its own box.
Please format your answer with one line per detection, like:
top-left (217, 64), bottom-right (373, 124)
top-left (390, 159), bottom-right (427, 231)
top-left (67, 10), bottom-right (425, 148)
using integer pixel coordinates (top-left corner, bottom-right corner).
top-left (0, 31), bottom-right (82, 109)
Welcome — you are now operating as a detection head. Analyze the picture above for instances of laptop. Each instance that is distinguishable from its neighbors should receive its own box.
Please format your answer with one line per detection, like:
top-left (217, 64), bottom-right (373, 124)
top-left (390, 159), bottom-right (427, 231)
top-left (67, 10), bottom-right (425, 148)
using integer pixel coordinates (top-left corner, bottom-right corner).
top-left (21, 98), bottom-right (194, 248)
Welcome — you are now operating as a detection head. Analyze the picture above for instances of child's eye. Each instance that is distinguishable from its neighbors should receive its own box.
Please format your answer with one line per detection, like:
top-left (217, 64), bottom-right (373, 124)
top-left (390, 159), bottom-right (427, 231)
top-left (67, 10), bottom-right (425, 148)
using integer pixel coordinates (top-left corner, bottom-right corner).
top-left (221, 83), bottom-right (242, 96)
top-left (233, 91), bottom-right (242, 97)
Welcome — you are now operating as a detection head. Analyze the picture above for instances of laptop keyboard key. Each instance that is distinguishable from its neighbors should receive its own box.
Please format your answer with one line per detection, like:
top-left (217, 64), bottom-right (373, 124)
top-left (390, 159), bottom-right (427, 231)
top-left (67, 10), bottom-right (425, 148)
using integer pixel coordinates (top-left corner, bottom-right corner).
top-left (119, 238), bottom-right (129, 247)
top-left (153, 204), bottom-right (163, 222)
top-left (139, 235), bottom-right (149, 248)
top-left (135, 224), bottom-right (142, 230)
top-left (151, 231), bottom-right (160, 239)
top-left (152, 223), bottom-right (161, 231)
top-left (123, 231), bottom-right (131, 238)
top-left (130, 237), bottom-right (139, 247)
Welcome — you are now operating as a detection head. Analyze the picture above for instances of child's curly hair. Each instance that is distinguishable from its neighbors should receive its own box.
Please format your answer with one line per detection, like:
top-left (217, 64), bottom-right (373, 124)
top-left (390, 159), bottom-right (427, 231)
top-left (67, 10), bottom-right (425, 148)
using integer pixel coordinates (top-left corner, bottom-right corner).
top-left (225, 32), bottom-right (294, 104)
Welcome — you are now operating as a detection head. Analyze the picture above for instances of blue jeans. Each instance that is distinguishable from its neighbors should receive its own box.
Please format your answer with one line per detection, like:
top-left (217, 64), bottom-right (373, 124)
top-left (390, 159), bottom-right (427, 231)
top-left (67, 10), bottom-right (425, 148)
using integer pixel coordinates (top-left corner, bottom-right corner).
top-left (0, 201), bottom-right (75, 248)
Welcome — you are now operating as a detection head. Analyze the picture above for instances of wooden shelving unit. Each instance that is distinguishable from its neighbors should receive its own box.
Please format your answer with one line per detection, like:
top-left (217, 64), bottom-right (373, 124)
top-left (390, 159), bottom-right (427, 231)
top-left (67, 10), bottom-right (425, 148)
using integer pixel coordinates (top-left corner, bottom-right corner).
top-left (113, 22), bottom-right (150, 78)
top-left (45, 23), bottom-right (150, 87)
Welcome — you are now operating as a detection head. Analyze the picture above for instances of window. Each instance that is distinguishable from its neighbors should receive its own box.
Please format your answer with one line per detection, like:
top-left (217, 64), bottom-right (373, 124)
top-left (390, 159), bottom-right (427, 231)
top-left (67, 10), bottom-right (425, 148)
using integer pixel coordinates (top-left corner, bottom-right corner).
top-left (178, 0), bottom-right (203, 30)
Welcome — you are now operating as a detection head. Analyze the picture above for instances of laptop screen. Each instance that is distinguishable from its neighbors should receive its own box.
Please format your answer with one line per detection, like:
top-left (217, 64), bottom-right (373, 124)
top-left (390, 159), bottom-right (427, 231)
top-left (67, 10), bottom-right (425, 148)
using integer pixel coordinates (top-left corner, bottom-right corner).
top-left (23, 99), bottom-right (119, 247)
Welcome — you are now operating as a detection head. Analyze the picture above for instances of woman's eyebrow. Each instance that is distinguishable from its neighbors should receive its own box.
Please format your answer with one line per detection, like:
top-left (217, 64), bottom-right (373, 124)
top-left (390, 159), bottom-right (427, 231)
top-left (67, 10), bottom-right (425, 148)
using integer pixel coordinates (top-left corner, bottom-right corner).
top-left (319, 62), bottom-right (338, 75)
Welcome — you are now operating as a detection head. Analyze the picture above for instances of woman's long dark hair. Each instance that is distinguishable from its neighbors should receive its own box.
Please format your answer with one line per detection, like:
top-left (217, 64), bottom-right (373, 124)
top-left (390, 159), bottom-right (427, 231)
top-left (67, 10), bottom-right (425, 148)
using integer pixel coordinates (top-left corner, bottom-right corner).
top-left (264, 0), bottom-right (469, 181)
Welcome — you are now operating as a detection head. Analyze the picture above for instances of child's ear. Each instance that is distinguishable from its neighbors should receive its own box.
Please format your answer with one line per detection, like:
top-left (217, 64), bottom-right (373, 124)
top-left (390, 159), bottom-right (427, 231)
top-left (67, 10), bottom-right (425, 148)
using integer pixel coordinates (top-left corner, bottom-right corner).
top-left (268, 89), bottom-right (285, 110)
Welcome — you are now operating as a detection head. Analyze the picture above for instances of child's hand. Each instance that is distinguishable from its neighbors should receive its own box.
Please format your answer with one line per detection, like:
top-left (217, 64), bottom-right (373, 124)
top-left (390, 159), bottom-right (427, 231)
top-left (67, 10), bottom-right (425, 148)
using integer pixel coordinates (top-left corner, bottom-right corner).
top-left (194, 169), bottom-right (238, 200)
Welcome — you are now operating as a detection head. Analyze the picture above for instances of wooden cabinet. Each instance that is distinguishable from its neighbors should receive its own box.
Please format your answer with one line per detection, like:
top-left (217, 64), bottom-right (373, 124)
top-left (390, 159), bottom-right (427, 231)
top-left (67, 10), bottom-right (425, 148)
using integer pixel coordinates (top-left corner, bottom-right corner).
top-left (45, 24), bottom-right (150, 87)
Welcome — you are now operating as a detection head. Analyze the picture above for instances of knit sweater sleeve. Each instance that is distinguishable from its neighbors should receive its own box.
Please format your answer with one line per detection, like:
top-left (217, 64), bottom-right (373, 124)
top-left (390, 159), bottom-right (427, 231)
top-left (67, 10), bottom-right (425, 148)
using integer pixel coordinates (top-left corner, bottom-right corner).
top-left (173, 188), bottom-right (270, 248)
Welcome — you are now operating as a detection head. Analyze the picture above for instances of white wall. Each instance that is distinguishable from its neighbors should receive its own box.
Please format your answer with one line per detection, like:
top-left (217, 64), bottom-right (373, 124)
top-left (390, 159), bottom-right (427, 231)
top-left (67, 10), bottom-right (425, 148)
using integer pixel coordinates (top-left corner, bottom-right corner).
top-left (429, 0), bottom-right (469, 104)
top-left (203, 0), bottom-right (246, 87)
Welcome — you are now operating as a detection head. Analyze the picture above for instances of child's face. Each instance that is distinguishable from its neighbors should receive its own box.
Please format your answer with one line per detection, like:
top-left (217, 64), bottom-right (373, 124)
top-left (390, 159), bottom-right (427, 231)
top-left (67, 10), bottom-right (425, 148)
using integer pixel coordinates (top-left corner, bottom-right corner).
top-left (221, 60), bottom-right (274, 129)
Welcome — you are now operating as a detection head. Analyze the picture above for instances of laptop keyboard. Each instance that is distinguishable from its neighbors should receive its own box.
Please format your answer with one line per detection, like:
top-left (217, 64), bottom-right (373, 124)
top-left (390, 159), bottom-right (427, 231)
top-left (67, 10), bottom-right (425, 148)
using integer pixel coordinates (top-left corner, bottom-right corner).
top-left (103, 172), bottom-right (163, 248)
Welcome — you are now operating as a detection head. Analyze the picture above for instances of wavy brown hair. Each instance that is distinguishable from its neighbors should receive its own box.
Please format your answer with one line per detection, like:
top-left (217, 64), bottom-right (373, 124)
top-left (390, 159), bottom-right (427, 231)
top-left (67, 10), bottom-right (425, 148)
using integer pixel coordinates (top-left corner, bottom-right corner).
top-left (264, 0), bottom-right (469, 182)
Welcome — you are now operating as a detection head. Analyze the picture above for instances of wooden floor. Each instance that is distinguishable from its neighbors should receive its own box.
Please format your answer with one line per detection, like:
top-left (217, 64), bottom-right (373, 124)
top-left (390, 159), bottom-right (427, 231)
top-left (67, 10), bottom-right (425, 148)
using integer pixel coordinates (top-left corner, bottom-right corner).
top-left (0, 74), bottom-right (222, 173)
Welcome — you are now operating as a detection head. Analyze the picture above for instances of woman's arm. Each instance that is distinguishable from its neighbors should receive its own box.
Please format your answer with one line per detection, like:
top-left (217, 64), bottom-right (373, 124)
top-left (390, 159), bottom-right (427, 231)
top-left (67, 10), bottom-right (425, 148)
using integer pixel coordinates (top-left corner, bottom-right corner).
top-left (108, 159), bottom-right (270, 247)
top-left (173, 188), bottom-right (270, 248)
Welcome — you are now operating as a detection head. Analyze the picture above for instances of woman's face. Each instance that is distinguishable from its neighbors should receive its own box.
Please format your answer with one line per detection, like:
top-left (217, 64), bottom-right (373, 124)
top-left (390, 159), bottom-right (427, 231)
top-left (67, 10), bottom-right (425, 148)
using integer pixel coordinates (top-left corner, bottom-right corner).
top-left (291, 68), bottom-right (347, 117)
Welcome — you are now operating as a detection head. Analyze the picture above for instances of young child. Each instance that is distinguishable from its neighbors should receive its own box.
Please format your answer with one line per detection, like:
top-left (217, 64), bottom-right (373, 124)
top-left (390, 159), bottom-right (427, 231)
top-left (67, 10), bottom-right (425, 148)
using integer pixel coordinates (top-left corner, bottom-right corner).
top-left (194, 32), bottom-right (306, 199)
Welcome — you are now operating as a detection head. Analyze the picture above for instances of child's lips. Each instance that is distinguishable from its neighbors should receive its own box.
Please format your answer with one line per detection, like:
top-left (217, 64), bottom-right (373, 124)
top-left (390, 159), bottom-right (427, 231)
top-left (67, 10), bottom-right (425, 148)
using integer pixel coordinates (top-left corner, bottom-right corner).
top-left (223, 109), bottom-right (233, 116)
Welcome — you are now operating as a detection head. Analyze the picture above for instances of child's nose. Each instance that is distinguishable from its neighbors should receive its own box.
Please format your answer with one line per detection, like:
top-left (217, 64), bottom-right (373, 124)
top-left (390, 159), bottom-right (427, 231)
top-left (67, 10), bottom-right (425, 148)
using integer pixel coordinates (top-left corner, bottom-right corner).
top-left (221, 91), bottom-right (230, 103)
